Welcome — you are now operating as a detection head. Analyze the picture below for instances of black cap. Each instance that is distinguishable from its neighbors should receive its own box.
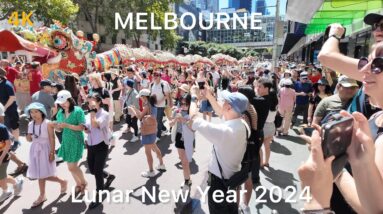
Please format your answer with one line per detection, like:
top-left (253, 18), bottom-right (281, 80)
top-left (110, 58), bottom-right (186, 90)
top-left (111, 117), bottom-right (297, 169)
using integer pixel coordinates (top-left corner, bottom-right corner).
top-left (40, 79), bottom-right (52, 88)
top-left (364, 13), bottom-right (383, 25)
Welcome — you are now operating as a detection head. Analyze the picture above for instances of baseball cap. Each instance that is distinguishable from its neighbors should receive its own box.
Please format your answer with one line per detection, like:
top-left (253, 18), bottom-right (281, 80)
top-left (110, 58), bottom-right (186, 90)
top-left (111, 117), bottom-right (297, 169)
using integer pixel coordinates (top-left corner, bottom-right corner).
top-left (300, 71), bottom-right (308, 77)
top-left (55, 90), bottom-right (72, 104)
top-left (338, 75), bottom-right (358, 88)
top-left (364, 13), bottom-right (383, 25)
top-left (136, 89), bottom-right (151, 98)
top-left (40, 79), bottom-right (52, 88)
top-left (220, 90), bottom-right (249, 115)
top-left (124, 78), bottom-right (135, 88)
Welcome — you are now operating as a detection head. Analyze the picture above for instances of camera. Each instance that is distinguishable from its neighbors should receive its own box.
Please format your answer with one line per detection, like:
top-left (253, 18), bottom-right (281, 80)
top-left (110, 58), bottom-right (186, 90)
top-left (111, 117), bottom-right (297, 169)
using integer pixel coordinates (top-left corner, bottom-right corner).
top-left (197, 81), bottom-right (205, 90)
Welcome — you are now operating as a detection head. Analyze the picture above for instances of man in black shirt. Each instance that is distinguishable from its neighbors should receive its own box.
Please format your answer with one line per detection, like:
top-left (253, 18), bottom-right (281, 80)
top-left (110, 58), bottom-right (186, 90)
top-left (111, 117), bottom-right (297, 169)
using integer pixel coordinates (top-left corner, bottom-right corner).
top-left (250, 77), bottom-right (272, 185)
top-left (110, 69), bottom-right (123, 123)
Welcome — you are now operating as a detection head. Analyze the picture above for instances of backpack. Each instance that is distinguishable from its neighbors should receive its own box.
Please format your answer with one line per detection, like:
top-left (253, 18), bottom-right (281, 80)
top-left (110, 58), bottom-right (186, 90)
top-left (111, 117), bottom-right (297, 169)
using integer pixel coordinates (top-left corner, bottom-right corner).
top-left (214, 114), bottom-right (256, 190)
top-left (141, 104), bottom-right (157, 135)
top-left (150, 81), bottom-right (170, 105)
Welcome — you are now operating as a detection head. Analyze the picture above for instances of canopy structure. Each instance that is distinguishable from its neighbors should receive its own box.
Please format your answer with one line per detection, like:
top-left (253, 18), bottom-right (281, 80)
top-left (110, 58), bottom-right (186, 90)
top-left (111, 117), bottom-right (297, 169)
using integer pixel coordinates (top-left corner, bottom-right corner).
top-left (305, 0), bottom-right (383, 35)
top-left (0, 30), bottom-right (58, 60)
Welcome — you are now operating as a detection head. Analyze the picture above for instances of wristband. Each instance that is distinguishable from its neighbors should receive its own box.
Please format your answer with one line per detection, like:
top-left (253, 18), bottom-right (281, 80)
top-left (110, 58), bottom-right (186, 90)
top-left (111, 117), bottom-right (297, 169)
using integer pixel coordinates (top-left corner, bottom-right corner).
top-left (330, 34), bottom-right (341, 42)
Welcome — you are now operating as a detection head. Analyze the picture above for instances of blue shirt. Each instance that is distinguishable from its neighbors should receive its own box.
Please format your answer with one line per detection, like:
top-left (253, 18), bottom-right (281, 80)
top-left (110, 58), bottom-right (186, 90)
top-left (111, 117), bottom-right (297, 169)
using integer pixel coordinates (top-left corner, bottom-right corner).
top-left (294, 81), bottom-right (312, 105)
top-left (0, 80), bottom-right (17, 113)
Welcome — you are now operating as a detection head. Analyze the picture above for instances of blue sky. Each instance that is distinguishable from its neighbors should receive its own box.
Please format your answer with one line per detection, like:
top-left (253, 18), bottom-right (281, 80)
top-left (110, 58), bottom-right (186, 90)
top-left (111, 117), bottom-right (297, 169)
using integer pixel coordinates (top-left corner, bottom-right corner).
top-left (219, 0), bottom-right (287, 15)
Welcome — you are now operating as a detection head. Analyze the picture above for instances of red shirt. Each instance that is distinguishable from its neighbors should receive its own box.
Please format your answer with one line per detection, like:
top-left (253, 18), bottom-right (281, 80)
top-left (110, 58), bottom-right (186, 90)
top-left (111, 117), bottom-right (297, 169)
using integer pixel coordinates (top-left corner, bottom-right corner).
top-left (309, 74), bottom-right (321, 84)
top-left (29, 69), bottom-right (42, 95)
top-left (5, 66), bottom-right (18, 85)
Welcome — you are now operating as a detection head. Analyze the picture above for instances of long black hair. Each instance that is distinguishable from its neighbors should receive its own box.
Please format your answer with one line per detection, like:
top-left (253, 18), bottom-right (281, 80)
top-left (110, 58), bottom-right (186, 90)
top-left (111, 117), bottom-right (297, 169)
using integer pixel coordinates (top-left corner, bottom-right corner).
top-left (269, 89), bottom-right (278, 112)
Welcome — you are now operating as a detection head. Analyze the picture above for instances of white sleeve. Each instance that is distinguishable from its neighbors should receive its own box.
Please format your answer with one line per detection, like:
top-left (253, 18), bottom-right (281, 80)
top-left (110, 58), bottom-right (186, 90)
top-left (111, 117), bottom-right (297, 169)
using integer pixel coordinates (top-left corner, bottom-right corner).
top-left (192, 118), bottom-right (232, 145)
top-left (163, 81), bottom-right (171, 94)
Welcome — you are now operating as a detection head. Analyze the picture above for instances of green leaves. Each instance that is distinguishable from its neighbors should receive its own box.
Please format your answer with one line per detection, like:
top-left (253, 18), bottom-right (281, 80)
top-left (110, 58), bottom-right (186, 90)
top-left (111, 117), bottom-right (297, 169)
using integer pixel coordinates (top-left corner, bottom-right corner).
top-left (0, 0), bottom-right (79, 24)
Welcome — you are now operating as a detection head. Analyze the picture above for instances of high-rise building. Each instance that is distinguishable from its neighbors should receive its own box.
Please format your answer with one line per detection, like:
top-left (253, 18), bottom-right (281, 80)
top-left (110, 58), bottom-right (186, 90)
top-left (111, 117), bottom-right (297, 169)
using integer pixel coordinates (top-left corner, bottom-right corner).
top-left (256, 0), bottom-right (266, 15)
top-left (207, 0), bottom-right (219, 12)
top-left (228, 0), bottom-right (252, 13)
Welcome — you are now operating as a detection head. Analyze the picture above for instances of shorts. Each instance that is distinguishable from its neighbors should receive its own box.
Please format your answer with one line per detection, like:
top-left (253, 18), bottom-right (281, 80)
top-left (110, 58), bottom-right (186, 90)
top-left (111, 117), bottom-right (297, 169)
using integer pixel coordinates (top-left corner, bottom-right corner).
top-left (5, 111), bottom-right (19, 130)
top-left (175, 132), bottom-right (185, 149)
top-left (0, 161), bottom-right (9, 180)
top-left (200, 100), bottom-right (213, 113)
top-left (263, 122), bottom-right (276, 137)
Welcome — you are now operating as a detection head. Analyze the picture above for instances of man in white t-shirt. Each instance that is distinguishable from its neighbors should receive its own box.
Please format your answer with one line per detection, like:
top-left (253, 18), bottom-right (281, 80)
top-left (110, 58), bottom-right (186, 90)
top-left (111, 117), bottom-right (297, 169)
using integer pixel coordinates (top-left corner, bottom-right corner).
top-left (188, 85), bottom-right (249, 214)
top-left (150, 70), bottom-right (171, 141)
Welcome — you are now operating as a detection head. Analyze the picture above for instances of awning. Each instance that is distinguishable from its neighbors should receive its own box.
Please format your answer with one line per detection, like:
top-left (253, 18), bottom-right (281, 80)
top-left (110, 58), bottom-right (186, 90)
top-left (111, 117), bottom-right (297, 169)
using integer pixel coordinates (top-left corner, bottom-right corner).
top-left (305, 0), bottom-right (383, 35)
top-left (0, 30), bottom-right (57, 59)
top-left (281, 33), bottom-right (305, 54)
top-left (286, 0), bottom-right (324, 24)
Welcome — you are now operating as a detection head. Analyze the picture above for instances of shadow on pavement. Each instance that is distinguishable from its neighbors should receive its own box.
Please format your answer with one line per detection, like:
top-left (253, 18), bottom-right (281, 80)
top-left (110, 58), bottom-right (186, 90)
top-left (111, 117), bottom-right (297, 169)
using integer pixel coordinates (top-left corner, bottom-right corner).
top-left (261, 167), bottom-right (298, 189)
top-left (122, 138), bottom-right (143, 156)
top-left (0, 196), bottom-right (21, 214)
top-left (277, 135), bottom-right (306, 145)
top-left (156, 135), bottom-right (173, 157)
top-left (175, 159), bottom-right (199, 175)
top-left (254, 187), bottom-right (299, 214)
top-left (270, 140), bottom-right (292, 155)
top-left (21, 193), bottom-right (87, 214)
top-left (129, 171), bottom-right (165, 205)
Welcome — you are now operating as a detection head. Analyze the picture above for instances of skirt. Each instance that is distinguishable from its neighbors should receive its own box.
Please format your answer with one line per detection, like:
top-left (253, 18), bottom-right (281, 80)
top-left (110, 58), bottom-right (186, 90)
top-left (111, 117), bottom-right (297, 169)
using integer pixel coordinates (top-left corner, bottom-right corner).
top-left (263, 122), bottom-right (276, 137)
top-left (199, 100), bottom-right (213, 113)
top-left (141, 134), bottom-right (157, 145)
top-left (27, 142), bottom-right (57, 179)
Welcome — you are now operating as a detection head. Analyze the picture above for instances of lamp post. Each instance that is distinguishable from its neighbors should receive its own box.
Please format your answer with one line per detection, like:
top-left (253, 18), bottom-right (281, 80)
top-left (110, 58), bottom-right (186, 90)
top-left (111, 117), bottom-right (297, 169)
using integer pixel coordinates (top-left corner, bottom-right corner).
top-left (272, 0), bottom-right (280, 71)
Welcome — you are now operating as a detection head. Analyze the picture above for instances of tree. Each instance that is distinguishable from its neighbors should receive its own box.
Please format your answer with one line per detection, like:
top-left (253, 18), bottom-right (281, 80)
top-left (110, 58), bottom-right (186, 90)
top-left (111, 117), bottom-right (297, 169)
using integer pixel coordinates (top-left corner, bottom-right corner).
top-left (0, 0), bottom-right (79, 25)
top-left (75, 0), bottom-right (182, 50)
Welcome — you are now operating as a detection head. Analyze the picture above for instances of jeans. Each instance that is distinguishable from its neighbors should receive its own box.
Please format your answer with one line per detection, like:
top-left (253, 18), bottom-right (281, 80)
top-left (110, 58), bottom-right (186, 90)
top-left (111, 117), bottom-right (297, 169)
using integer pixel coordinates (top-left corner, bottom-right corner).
top-left (87, 142), bottom-right (109, 191)
top-left (126, 114), bottom-right (138, 136)
top-left (292, 103), bottom-right (309, 125)
top-left (156, 107), bottom-right (166, 138)
top-left (207, 173), bottom-right (238, 214)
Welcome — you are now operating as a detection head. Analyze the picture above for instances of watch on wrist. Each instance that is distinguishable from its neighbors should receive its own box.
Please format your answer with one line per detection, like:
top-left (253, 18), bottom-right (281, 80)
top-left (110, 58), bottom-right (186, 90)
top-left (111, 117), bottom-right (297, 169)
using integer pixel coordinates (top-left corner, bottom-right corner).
top-left (330, 34), bottom-right (341, 41)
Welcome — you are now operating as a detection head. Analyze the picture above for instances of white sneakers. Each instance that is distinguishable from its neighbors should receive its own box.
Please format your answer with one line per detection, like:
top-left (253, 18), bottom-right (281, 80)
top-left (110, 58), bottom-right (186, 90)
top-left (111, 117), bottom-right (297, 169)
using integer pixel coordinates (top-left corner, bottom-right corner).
top-left (0, 191), bottom-right (12, 203)
top-left (141, 171), bottom-right (156, 178)
top-left (130, 136), bottom-right (139, 143)
top-left (161, 130), bottom-right (170, 137)
top-left (141, 164), bottom-right (166, 178)
top-left (155, 164), bottom-right (166, 171)
top-left (239, 204), bottom-right (251, 214)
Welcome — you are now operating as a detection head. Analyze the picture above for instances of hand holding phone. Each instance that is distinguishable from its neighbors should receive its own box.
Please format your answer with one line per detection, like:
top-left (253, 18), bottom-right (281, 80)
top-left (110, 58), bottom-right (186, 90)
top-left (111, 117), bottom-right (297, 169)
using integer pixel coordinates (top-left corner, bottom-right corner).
top-left (321, 115), bottom-right (353, 178)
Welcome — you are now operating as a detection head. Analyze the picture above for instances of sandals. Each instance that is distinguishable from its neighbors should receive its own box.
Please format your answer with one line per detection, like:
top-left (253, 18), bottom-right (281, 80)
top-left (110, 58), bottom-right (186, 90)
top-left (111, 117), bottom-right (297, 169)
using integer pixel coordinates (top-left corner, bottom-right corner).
top-left (31, 196), bottom-right (47, 208)
top-left (74, 182), bottom-right (87, 195)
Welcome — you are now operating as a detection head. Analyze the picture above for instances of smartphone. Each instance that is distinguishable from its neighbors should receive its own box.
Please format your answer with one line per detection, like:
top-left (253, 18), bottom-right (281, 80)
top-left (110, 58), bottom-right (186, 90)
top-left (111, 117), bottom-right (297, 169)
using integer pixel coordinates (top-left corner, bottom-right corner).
top-left (198, 81), bottom-right (205, 90)
top-left (321, 115), bottom-right (353, 178)
top-left (303, 127), bottom-right (315, 137)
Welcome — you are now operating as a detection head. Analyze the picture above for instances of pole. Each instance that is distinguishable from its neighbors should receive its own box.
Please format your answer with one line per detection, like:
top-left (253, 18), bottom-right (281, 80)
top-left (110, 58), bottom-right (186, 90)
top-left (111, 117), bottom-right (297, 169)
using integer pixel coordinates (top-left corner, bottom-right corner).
top-left (272, 0), bottom-right (280, 71)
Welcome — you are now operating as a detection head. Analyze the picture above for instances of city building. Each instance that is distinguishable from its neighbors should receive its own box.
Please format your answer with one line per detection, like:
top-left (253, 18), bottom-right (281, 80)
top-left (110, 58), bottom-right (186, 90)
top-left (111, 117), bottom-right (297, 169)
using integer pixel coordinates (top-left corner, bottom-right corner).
top-left (205, 10), bottom-right (287, 49)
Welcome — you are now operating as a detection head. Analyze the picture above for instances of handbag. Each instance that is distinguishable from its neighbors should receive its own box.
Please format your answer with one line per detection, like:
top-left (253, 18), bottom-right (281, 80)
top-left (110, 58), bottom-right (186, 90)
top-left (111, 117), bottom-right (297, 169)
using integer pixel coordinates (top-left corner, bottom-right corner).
top-left (140, 104), bottom-right (157, 135)
top-left (274, 111), bottom-right (283, 128)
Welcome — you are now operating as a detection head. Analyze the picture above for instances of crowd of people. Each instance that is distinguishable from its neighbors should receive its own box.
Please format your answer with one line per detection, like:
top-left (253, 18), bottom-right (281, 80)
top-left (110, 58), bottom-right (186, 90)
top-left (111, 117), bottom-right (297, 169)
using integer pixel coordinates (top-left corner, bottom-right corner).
top-left (0, 12), bottom-right (382, 214)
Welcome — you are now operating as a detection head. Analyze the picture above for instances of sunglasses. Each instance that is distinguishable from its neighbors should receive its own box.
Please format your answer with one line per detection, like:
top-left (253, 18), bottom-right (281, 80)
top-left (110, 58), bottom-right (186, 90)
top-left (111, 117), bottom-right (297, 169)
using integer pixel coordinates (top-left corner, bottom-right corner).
top-left (181, 102), bottom-right (188, 106)
top-left (372, 22), bottom-right (383, 31)
top-left (358, 57), bottom-right (383, 74)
